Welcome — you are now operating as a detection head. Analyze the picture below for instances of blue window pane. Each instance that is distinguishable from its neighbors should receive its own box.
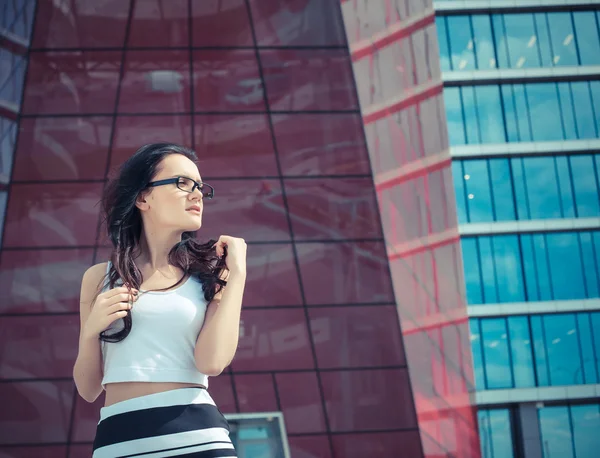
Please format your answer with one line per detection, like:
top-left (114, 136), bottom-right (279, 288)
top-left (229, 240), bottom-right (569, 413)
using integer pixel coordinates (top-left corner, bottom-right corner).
top-left (531, 315), bottom-right (550, 386)
top-left (590, 82), bottom-right (600, 137)
top-left (444, 87), bottom-right (466, 145)
top-left (580, 233), bottom-right (600, 298)
top-left (507, 316), bottom-right (535, 387)
top-left (501, 86), bottom-right (519, 142)
top-left (452, 161), bottom-right (468, 223)
top-left (461, 238), bottom-right (483, 304)
top-left (539, 406), bottom-right (575, 458)
top-left (493, 236), bottom-right (525, 303)
top-left (475, 86), bottom-right (506, 143)
top-left (471, 15), bottom-right (497, 69)
top-left (479, 236), bottom-right (499, 303)
top-left (543, 314), bottom-right (582, 386)
top-left (593, 313), bottom-right (600, 379)
top-left (520, 235), bottom-right (540, 301)
top-left (557, 83), bottom-right (578, 140)
top-left (571, 82), bottom-right (597, 139)
top-left (572, 12), bottom-right (600, 66)
top-left (478, 410), bottom-right (493, 458)
top-left (479, 409), bottom-right (514, 458)
top-left (531, 234), bottom-right (553, 301)
top-left (546, 233), bottom-right (586, 300)
top-left (462, 86), bottom-right (481, 144)
top-left (436, 17), bottom-right (451, 72)
top-left (534, 13), bottom-right (554, 67)
top-left (447, 16), bottom-right (476, 70)
top-left (547, 13), bottom-right (579, 66)
top-left (571, 404), bottom-right (600, 458)
top-left (463, 160), bottom-right (492, 222)
top-left (512, 84), bottom-right (533, 142)
top-left (576, 314), bottom-right (598, 384)
top-left (509, 158), bottom-right (530, 219)
top-left (526, 83), bottom-right (564, 141)
top-left (491, 15), bottom-right (509, 68)
top-left (523, 157), bottom-right (562, 219)
top-left (570, 155), bottom-right (600, 217)
top-left (548, 234), bottom-right (584, 296)
top-left (554, 156), bottom-right (576, 218)
top-left (481, 318), bottom-right (513, 389)
top-left (489, 159), bottom-right (515, 221)
top-left (502, 14), bottom-right (540, 68)
top-left (470, 319), bottom-right (486, 389)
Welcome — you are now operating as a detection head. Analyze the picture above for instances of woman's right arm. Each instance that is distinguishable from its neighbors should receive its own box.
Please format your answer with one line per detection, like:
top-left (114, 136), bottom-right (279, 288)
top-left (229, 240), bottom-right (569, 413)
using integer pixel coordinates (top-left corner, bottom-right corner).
top-left (72, 263), bottom-right (137, 403)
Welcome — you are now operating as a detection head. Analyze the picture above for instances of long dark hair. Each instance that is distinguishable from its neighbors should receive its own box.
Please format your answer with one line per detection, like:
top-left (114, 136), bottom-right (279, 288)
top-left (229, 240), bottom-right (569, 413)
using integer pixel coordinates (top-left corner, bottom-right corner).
top-left (96, 143), bottom-right (227, 343)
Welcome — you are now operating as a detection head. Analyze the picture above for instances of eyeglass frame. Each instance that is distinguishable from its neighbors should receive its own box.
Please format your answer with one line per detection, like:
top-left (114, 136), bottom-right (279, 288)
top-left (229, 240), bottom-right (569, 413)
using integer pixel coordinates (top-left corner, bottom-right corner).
top-left (147, 176), bottom-right (215, 199)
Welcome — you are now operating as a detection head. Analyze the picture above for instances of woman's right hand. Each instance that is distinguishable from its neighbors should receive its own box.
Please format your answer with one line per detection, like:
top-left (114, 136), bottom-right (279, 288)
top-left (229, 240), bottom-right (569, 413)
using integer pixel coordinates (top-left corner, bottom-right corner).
top-left (82, 286), bottom-right (138, 339)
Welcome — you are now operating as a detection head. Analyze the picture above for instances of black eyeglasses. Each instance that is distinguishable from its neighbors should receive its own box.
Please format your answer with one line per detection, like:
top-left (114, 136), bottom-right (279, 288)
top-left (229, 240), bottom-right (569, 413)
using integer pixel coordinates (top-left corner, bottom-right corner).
top-left (147, 177), bottom-right (214, 199)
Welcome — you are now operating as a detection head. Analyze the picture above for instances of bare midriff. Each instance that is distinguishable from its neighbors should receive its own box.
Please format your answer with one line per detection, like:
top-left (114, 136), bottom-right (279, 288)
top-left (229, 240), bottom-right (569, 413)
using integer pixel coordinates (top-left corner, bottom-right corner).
top-left (104, 381), bottom-right (207, 407)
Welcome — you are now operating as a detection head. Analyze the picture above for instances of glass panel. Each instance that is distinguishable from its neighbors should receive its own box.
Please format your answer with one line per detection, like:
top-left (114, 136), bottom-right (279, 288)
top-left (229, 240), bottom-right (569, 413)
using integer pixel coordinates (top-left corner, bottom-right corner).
top-left (557, 82), bottom-right (578, 140)
top-left (526, 83), bottom-right (563, 141)
top-left (580, 232), bottom-right (600, 299)
top-left (479, 236), bottom-right (499, 303)
top-left (503, 13), bottom-right (540, 68)
top-left (452, 161), bottom-right (468, 223)
top-left (488, 409), bottom-right (514, 458)
top-left (554, 156), bottom-right (576, 218)
top-left (501, 86), bottom-right (519, 142)
top-left (481, 318), bottom-right (513, 389)
top-left (493, 236), bottom-right (525, 303)
top-left (510, 158), bottom-right (530, 219)
top-left (462, 86), bottom-right (481, 144)
top-left (532, 234), bottom-right (553, 301)
top-left (444, 87), bottom-right (467, 145)
top-left (547, 12), bottom-right (578, 66)
top-left (570, 155), bottom-right (600, 217)
top-left (539, 406), bottom-right (575, 458)
top-left (523, 157), bottom-right (562, 219)
top-left (470, 319), bottom-right (486, 389)
top-left (436, 17), bottom-right (451, 72)
top-left (491, 15), bottom-right (509, 68)
top-left (534, 13), bottom-right (554, 67)
top-left (543, 314), bottom-right (582, 386)
top-left (592, 313), bottom-right (600, 381)
top-left (489, 159), bottom-right (516, 221)
top-left (478, 410), bottom-right (493, 458)
top-left (576, 313), bottom-right (598, 384)
top-left (507, 317), bottom-right (535, 387)
top-left (571, 404), bottom-right (600, 458)
top-left (571, 82), bottom-right (597, 139)
top-left (590, 81), bottom-right (600, 136)
top-left (463, 160), bottom-right (492, 222)
top-left (520, 235), bottom-right (539, 301)
top-left (531, 315), bottom-right (550, 386)
top-left (572, 12), bottom-right (600, 66)
top-left (512, 84), bottom-right (533, 142)
top-left (447, 16), bottom-right (476, 71)
top-left (475, 86), bottom-right (506, 143)
top-left (546, 233), bottom-right (586, 300)
top-left (461, 238), bottom-right (483, 304)
top-left (471, 15), bottom-right (497, 69)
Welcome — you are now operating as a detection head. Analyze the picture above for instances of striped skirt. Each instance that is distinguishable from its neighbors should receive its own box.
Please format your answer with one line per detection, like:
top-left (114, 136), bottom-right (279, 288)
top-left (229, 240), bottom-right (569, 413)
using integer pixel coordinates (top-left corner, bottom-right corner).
top-left (92, 387), bottom-right (237, 458)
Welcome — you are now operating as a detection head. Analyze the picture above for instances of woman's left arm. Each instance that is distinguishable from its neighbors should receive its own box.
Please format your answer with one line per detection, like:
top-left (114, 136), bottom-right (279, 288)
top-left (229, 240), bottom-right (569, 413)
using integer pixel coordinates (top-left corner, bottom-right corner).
top-left (194, 235), bottom-right (247, 376)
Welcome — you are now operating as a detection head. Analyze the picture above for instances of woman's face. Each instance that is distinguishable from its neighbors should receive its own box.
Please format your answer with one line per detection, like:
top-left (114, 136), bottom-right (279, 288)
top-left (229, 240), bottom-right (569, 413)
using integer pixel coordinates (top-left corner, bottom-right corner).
top-left (138, 154), bottom-right (205, 232)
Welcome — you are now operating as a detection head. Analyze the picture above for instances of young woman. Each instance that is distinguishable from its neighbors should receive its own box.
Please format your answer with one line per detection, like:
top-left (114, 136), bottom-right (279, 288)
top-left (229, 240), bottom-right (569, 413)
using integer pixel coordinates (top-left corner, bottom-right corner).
top-left (73, 143), bottom-right (246, 457)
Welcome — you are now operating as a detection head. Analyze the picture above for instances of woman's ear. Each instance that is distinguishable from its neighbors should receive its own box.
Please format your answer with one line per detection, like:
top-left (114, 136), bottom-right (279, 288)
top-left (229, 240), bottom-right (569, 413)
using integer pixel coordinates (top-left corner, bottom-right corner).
top-left (135, 189), bottom-right (150, 211)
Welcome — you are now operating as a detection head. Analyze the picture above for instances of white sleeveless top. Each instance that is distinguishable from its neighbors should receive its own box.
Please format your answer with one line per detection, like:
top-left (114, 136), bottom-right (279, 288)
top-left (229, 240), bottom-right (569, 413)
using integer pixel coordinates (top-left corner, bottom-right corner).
top-left (100, 262), bottom-right (210, 389)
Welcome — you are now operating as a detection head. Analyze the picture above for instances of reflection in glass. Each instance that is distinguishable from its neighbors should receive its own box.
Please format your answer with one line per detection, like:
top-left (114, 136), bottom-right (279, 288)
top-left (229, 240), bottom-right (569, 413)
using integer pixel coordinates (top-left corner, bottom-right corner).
top-left (493, 236), bottom-right (525, 303)
top-left (489, 159), bottom-right (515, 221)
top-left (570, 155), bottom-right (600, 217)
top-left (571, 82), bottom-right (597, 139)
top-left (478, 409), bottom-right (515, 458)
top-left (507, 317), bottom-right (535, 387)
top-left (462, 238), bottom-right (483, 304)
top-left (481, 319), bottom-right (512, 389)
top-left (471, 15), bottom-right (496, 69)
top-left (475, 86), bottom-right (505, 143)
top-left (576, 313), bottom-right (598, 384)
top-left (531, 316), bottom-right (550, 386)
top-left (546, 233), bottom-right (586, 300)
top-left (447, 15), bottom-right (476, 71)
top-left (462, 86), bottom-right (481, 144)
top-left (539, 406), bottom-right (575, 458)
top-left (543, 314), bottom-right (582, 385)
top-left (571, 404), bottom-right (600, 457)
top-left (463, 160), bottom-right (492, 222)
top-left (503, 14), bottom-right (540, 68)
top-left (470, 319), bottom-right (486, 389)
top-left (525, 83), bottom-right (563, 141)
top-left (523, 157), bottom-right (562, 219)
top-left (546, 12), bottom-right (578, 67)
top-left (554, 156), bottom-right (575, 218)
top-left (444, 88), bottom-right (466, 145)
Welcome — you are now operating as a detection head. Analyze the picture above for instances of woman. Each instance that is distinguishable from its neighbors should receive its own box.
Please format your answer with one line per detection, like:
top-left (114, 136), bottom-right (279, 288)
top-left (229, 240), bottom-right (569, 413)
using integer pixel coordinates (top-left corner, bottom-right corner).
top-left (73, 143), bottom-right (246, 457)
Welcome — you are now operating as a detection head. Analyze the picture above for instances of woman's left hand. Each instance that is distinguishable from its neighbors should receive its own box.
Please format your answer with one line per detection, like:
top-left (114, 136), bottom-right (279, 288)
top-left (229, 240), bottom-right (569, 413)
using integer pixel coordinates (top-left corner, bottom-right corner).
top-left (214, 235), bottom-right (247, 275)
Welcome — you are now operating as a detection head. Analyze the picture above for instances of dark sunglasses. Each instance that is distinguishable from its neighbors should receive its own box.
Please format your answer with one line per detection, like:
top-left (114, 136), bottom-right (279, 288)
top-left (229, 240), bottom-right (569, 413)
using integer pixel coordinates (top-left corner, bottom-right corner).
top-left (147, 176), bottom-right (214, 199)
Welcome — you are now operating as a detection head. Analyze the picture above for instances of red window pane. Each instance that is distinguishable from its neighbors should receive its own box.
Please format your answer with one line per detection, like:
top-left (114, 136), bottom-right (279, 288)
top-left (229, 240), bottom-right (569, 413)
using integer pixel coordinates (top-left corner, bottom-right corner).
top-left (208, 374), bottom-right (237, 414)
top-left (118, 51), bottom-right (191, 114)
top-left (0, 249), bottom-right (94, 314)
top-left (0, 315), bottom-right (79, 379)
top-left (32, 0), bottom-right (129, 48)
top-left (308, 305), bottom-right (405, 368)
top-left (23, 52), bottom-right (121, 115)
top-left (14, 117), bottom-right (112, 181)
top-left (232, 309), bottom-right (314, 372)
top-left (70, 394), bottom-right (104, 442)
top-left (320, 369), bottom-right (417, 431)
top-left (332, 431), bottom-right (423, 457)
top-left (192, 50), bottom-right (265, 112)
top-left (271, 113), bottom-right (370, 176)
top-left (288, 435), bottom-right (332, 458)
top-left (248, 0), bottom-right (345, 46)
top-left (242, 244), bottom-right (302, 307)
top-left (275, 371), bottom-right (326, 434)
top-left (128, 0), bottom-right (188, 47)
top-left (296, 241), bottom-right (394, 305)
top-left (285, 178), bottom-right (382, 240)
top-left (195, 114), bottom-right (278, 178)
top-left (0, 382), bottom-right (74, 444)
top-left (3, 183), bottom-right (103, 248)
top-left (260, 49), bottom-right (358, 111)
top-left (233, 374), bottom-right (278, 413)
top-left (109, 115), bottom-right (192, 171)
top-left (199, 179), bottom-right (290, 242)
top-left (191, 0), bottom-right (253, 47)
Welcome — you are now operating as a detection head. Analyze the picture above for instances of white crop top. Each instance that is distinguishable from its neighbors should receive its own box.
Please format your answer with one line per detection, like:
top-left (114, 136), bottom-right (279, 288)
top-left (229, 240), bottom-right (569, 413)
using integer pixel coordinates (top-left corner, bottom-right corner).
top-left (100, 262), bottom-right (210, 389)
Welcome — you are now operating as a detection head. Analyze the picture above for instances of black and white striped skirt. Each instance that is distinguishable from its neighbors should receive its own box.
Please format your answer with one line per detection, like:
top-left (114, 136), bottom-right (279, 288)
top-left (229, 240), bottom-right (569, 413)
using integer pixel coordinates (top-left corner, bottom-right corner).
top-left (92, 387), bottom-right (236, 458)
